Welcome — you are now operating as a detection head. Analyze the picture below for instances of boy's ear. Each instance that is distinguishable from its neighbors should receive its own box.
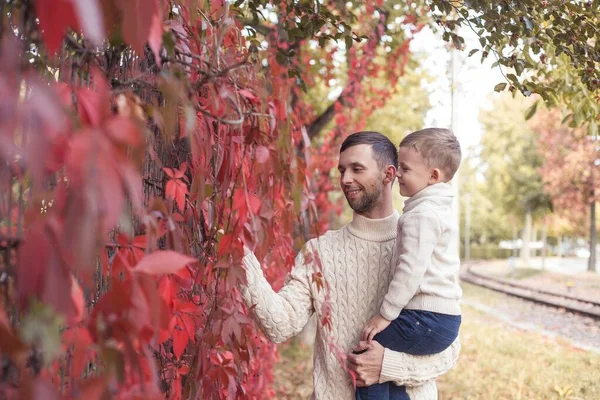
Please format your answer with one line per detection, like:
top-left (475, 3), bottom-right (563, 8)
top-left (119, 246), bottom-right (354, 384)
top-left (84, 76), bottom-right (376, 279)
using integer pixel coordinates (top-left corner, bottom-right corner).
top-left (383, 165), bottom-right (396, 185)
top-left (429, 168), bottom-right (442, 184)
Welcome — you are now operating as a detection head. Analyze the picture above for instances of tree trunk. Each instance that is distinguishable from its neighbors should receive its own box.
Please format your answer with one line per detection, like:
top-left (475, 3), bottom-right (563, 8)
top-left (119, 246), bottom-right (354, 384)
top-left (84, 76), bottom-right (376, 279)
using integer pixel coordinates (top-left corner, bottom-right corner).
top-left (589, 201), bottom-right (597, 273)
top-left (532, 227), bottom-right (538, 257)
top-left (520, 210), bottom-right (532, 265)
top-left (541, 220), bottom-right (547, 270)
top-left (557, 235), bottom-right (563, 257)
top-left (512, 224), bottom-right (518, 259)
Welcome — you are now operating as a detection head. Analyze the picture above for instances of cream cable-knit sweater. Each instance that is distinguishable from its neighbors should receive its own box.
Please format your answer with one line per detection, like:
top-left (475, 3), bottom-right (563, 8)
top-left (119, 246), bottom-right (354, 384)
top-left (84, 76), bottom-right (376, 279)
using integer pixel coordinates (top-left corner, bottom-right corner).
top-left (241, 211), bottom-right (460, 400)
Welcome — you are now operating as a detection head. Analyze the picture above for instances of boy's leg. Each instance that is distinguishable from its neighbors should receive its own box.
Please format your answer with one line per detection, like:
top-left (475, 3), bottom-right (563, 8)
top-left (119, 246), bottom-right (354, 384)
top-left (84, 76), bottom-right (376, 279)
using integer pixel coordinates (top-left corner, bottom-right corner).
top-left (355, 381), bottom-right (410, 400)
top-left (355, 310), bottom-right (461, 400)
top-left (375, 310), bottom-right (461, 356)
top-left (355, 311), bottom-right (428, 400)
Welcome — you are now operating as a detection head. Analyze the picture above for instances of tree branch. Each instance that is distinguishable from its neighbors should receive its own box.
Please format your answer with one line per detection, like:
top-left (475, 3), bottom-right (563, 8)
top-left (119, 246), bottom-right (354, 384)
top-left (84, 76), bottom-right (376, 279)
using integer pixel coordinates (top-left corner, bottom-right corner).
top-left (238, 19), bottom-right (274, 36)
top-left (306, 9), bottom-right (389, 141)
top-left (307, 95), bottom-right (345, 140)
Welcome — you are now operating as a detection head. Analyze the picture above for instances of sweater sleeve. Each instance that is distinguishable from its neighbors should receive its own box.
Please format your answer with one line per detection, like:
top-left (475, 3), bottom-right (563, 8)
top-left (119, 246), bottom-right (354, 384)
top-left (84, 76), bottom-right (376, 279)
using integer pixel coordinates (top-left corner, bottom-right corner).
top-left (379, 338), bottom-right (461, 386)
top-left (380, 212), bottom-right (441, 320)
top-left (240, 248), bottom-right (315, 343)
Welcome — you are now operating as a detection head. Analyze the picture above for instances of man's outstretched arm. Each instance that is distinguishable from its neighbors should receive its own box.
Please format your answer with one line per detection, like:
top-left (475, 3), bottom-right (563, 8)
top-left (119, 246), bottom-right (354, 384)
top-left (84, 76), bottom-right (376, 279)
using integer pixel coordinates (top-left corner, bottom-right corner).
top-left (241, 247), bottom-right (315, 343)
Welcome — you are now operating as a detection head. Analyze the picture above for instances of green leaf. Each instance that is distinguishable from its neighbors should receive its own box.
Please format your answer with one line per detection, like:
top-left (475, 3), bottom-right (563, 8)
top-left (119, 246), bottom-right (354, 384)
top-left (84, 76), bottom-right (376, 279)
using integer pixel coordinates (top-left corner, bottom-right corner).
top-left (305, 21), bottom-right (314, 37)
top-left (524, 101), bottom-right (539, 120)
top-left (468, 49), bottom-right (479, 57)
top-left (345, 35), bottom-right (352, 50)
top-left (573, 111), bottom-right (583, 126)
top-left (289, 27), bottom-right (304, 40)
top-left (515, 60), bottom-right (525, 76)
top-left (275, 51), bottom-right (288, 66)
top-left (494, 82), bottom-right (507, 92)
top-left (451, 34), bottom-right (463, 49)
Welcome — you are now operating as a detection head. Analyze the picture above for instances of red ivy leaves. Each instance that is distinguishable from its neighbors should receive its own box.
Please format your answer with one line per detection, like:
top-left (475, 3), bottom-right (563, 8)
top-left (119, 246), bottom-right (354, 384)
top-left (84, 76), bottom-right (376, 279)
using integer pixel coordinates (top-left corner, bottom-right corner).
top-left (232, 189), bottom-right (261, 223)
top-left (172, 326), bottom-right (188, 360)
top-left (164, 163), bottom-right (189, 211)
top-left (111, 233), bottom-right (147, 275)
top-left (118, 0), bottom-right (162, 56)
top-left (134, 251), bottom-right (195, 275)
top-left (35, 0), bottom-right (162, 58)
top-left (35, 0), bottom-right (80, 54)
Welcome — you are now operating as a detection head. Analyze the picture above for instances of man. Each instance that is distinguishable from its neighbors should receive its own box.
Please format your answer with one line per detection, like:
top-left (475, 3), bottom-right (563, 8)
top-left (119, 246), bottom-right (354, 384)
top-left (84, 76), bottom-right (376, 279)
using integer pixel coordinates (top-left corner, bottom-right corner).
top-left (241, 131), bottom-right (460, 399)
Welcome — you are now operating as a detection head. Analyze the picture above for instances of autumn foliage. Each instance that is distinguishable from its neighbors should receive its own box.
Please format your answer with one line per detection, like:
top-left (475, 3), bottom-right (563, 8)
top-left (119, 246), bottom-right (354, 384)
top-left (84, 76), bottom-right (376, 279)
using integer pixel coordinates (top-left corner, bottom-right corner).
top-left (0, 0), bottom-right (418, 398)
top-left (533, 106), bottom-right (599, 219)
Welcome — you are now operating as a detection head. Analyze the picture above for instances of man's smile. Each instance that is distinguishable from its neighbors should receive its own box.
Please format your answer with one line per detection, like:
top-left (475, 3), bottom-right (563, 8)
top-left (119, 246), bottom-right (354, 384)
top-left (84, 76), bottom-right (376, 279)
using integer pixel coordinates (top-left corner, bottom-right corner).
top-left (345, 188), bottom-right (361, 199)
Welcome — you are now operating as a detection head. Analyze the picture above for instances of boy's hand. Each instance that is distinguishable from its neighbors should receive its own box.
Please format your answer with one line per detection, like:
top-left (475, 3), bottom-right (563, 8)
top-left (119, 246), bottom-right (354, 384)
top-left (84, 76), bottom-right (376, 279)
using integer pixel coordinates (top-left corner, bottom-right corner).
top-left (361, 314), bottom-right (391, 342)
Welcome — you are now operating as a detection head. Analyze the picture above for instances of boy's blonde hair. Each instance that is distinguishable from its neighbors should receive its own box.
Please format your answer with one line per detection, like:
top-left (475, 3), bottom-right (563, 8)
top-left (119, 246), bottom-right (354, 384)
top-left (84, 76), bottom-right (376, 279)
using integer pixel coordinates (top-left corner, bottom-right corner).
top-left (400, 128), bottom-right (462, 180)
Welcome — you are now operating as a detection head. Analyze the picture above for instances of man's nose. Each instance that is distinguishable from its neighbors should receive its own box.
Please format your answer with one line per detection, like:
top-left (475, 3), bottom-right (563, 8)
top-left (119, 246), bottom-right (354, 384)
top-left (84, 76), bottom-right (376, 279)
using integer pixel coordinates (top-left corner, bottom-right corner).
top-left (341, 172), bottom-right (354, 185)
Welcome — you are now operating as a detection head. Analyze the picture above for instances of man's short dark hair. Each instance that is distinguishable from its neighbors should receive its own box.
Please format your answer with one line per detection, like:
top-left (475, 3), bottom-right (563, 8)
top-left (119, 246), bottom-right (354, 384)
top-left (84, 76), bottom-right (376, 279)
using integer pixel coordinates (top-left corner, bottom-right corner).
top-left (340, 131), bottom-right (398, 169)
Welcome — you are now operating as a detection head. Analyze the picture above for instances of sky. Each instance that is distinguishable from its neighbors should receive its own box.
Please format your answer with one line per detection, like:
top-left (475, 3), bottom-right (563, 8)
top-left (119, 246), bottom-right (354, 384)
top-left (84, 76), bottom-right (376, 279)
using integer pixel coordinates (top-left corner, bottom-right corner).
top-left (408, 26), bottom-right (507, 243)
top-left (410, 26), bottom-right (505, 158)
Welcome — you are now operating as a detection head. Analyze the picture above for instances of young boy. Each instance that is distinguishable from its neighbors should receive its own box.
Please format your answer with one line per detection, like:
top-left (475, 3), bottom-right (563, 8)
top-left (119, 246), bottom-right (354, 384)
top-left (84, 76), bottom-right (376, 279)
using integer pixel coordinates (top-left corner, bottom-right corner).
top-left (356, 128), bottom-right (463, 400)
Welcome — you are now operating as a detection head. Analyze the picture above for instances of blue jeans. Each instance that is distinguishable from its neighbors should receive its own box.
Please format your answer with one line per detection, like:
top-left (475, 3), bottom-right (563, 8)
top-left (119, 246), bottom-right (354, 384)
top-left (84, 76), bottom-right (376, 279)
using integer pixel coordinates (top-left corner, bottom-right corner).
top-left (355, 310), bottom-right (461, 400)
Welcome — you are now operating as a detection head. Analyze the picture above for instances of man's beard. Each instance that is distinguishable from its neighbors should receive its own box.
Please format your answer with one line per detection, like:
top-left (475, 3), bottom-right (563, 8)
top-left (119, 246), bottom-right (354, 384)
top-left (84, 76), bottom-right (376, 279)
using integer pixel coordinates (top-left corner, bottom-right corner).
top-left (347, 185), bottom-right (382, 214)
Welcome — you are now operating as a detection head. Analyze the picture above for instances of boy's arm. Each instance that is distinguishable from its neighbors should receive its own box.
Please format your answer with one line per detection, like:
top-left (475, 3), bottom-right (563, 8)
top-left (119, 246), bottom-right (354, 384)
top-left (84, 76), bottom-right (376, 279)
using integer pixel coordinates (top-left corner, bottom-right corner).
top-left (380, 212), bottom-right (441, 320)
top-left (240, 247), bottom-right (315, 343)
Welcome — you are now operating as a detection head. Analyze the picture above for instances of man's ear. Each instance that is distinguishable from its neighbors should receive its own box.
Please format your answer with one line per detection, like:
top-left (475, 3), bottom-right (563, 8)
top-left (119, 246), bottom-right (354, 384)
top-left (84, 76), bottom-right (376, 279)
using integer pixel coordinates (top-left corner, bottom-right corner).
top-left (383, 165), bottom-right (397, 185)
top-left (429, 168), bottom-right (442, 184)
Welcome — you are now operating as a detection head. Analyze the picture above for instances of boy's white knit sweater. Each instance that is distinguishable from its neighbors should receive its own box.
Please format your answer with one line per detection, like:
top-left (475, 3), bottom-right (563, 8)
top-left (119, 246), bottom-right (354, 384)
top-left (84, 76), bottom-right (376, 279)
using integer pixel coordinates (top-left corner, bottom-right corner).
top-left (381, 183), bottom-right (463, 320)
top-left (241, 211), bottom-right (460, 400)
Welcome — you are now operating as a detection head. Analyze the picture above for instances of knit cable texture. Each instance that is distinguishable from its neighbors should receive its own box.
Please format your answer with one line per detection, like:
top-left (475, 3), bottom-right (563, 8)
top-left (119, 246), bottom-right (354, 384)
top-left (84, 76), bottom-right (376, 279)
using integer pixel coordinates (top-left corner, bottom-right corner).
top-left (241, 214), bottom-right (460, 400)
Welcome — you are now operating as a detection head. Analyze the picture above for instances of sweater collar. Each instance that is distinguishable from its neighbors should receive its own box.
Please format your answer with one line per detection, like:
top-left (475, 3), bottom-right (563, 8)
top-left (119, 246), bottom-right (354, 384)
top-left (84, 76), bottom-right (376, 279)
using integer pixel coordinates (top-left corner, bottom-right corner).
top-left (403, 182), bottom-right (454, 213)
top-left (346, 210), bottom-right (399, 242)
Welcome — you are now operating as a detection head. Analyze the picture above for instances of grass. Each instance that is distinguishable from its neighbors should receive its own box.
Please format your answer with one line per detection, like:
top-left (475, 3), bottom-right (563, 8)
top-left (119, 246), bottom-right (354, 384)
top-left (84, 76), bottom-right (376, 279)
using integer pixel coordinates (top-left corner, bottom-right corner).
top-left (438, 305), bottom-right (600, 400)
top-left (273, 339), bottom-right (313, 399)
top-left (274, 286), bottom-right (600, 399)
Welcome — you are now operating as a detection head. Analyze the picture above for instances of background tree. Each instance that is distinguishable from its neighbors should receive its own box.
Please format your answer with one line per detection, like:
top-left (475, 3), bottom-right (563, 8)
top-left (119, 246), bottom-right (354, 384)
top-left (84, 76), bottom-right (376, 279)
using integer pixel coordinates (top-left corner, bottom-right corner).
top-left (479, 93), bottom-right (551, 263)
top-left (431, 0), bottom-right (600, 135)
top-left (459, 156), bottom-right (514, 248)
top-left (531, 105), bottom-right (600, 272)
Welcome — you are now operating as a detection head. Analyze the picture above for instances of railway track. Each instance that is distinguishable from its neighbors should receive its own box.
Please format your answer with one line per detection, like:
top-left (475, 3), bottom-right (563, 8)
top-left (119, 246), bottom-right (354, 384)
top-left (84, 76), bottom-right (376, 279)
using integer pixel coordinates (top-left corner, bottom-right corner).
top-left (460, 268), bottom-right (600, 320)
